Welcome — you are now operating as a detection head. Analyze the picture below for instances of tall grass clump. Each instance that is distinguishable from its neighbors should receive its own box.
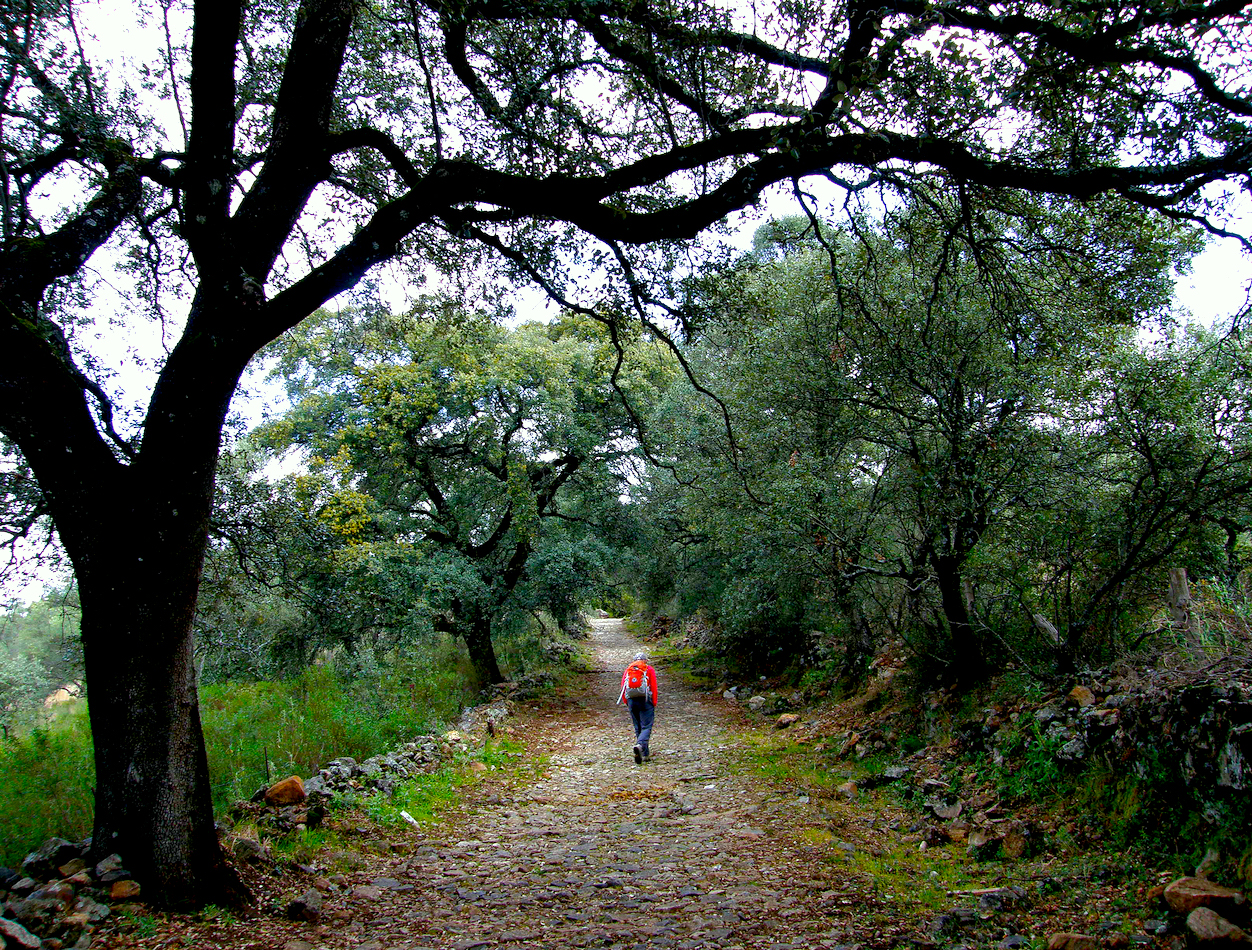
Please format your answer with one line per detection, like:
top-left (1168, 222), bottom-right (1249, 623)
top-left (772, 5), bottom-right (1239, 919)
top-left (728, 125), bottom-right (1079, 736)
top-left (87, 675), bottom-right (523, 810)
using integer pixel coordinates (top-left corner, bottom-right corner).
top-left (0, 714), bottom-right (95, 867)
top-left (201, 638), bottom-right (478, 810)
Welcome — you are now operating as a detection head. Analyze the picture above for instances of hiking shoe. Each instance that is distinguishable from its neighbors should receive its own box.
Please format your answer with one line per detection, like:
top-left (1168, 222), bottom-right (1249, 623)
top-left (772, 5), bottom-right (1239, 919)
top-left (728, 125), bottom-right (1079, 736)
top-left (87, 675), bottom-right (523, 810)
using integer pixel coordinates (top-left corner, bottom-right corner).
top-left (633, 745), bottom-right (643, 765)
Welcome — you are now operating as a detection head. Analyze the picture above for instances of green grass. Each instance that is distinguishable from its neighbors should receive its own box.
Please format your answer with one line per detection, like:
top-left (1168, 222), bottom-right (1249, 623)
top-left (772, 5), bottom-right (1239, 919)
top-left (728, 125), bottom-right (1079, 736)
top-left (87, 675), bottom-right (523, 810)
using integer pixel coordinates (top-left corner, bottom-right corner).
top-left (357, 737), bottom-right (534, 828)
top-left (201, 653), bottom-right (477, 810)
top-left (0, 715), bottom-right (95, 867)
top-left (0, 645), bottom-right (482, 867)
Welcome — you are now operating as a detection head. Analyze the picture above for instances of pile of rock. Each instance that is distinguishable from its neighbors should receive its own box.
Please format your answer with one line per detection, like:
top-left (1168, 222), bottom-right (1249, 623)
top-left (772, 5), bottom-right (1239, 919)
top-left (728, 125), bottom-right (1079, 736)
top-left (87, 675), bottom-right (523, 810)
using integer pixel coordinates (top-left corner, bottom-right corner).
top-left (0, 838), bottom-right (141, 950)
top-left (229, 706), bottom-right (518, 841)
top-left (1047, 875), bottom-right (1250, 948)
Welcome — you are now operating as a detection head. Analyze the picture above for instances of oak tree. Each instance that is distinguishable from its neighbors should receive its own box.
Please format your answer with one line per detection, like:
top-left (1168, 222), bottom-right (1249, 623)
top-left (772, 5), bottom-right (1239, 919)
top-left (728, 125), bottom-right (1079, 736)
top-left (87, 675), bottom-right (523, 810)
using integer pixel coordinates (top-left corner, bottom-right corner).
top-left (0, 0), bottom-right (1249, 905)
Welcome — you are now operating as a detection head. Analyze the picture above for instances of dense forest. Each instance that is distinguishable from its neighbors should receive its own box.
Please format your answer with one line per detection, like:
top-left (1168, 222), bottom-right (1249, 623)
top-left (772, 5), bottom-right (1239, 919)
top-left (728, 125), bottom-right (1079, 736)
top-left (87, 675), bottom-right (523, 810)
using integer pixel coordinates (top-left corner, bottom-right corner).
top-left (1, 0), bottom-right (1251, 913)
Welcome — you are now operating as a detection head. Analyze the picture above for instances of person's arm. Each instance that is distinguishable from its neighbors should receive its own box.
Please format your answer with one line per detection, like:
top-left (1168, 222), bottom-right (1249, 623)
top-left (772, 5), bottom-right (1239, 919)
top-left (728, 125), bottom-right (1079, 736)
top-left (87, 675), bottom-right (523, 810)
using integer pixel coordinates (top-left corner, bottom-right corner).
top-left (618, 669), bottom-right (627, 704)
top-left (648, 667), bottom-right (659, 706)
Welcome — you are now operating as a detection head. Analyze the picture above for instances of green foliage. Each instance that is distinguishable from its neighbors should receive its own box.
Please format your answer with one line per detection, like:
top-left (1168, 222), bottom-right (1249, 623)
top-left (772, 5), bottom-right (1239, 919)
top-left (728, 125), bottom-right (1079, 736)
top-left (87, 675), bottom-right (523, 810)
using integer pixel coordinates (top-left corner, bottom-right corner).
top-left (200, 644), bottom-right (475, 811)
top-left (1077, 750), bottom-right (1252, 884)
top-left (238, 306), bottom-right (674, 686)
top-left (0, 589), bottom-right (83, 730)
top-left (0, 720), bottom-right (95, 867)
top-left (638, 201), bottom-right (1252, 684)
top-left (989, 721), bottom-right (1069, 803)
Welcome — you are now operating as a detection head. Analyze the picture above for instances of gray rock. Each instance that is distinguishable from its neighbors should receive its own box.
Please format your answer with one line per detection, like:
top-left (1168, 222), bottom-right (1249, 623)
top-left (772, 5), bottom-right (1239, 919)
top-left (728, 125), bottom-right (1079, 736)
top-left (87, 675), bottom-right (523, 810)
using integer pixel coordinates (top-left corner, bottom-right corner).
top-left (0, 915), bottom-right (42, 949)
top-left (1058, 736), bottom-right (1088, 760)
top-left (286, 887), bottom-right (323, 922)
top-left (20, 839), bottom-right (80, 879)
top-left (93, 854), bottom-right (124, 880)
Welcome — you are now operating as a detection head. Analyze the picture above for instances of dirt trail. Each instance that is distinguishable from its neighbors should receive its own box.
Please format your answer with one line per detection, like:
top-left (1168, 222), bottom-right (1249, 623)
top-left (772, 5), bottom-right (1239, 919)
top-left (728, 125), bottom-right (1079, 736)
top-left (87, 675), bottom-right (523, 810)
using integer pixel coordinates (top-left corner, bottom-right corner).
top-left (303, 618), bottom-right (853, 950)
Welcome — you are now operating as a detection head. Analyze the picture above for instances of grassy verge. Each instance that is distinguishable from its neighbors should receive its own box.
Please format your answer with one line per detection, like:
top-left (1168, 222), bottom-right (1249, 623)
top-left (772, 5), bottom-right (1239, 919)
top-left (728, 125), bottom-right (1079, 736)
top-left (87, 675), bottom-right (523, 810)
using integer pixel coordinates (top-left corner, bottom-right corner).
top-left (0, 654), bottom-right (480, 868)
top-left (254, 736), bottom-right (544, 872)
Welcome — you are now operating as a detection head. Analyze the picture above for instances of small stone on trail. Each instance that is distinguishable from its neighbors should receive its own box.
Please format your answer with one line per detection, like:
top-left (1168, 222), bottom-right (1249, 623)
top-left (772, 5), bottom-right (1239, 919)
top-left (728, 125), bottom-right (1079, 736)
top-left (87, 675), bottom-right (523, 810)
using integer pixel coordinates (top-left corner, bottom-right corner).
top-left (0, 915), bottom-right (42, 949)
top-left (775, 713), bottom-right (801, 729)
top-left (1047, 935), bottom-right (1100, 950)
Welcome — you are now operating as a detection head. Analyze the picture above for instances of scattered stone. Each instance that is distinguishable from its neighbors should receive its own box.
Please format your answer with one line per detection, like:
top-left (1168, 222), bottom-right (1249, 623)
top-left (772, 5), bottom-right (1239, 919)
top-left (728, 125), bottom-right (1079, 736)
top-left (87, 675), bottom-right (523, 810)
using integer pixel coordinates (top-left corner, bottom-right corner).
top-left (967, 828), bottom-right (1001, 860)
top-left (1164, 877), bottom-right (1247, 915)
top-left (836, 781), bottom-right (858, 801)
top-left (747, 695), bottom-right (768, 711)
top-left (1143, 921), bottom-right (1169, 936)
top-left (264, 775), bottom-right (307, 806)
top-left (353, 884), bottom-right (383, 901)
top-left (1047, 935), bottom-right (1100, 950)
top-left (0, 916), bottom-right (41, 949)
top-left (776, 713), bottom-right (801, 729)
top-left (109, 880), bottom-right (141, 901)
top-left (286, 888), bottom-right (323, 922)
top-left (1000, 937), bottom-right (1029, 949)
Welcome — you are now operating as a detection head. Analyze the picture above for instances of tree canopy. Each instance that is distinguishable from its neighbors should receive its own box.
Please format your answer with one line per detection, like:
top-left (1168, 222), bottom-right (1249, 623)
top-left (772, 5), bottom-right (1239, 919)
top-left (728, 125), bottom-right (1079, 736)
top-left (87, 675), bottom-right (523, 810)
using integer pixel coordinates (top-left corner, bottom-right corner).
top-left (0, 0), bottom-right (1250, 908)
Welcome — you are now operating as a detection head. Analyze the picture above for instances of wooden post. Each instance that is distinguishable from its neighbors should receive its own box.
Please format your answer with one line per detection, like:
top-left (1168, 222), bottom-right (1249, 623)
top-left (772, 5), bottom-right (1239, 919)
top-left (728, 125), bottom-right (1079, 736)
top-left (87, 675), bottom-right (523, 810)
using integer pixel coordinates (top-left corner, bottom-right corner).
top-left (1168, 568), bottom-right (1200, 639)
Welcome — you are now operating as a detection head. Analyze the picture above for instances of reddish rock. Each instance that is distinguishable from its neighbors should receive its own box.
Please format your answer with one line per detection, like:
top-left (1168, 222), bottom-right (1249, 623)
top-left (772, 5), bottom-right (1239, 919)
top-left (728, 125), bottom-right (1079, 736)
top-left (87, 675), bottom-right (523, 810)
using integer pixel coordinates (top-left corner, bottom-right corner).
top-left (1165, 877), bottom-right (1247, 915)
top-left (775, 713), bottom-right (801, 729)
top-left (1067, 685), bottom-right (1097, 707)
top-left (264, 775), bottom-right (307, 806)
top-left (1002, 821), bottom-right (1032, 859)
top-left (109, 879), bottom-right (141, 901)
top-left (1048, 934), bottom-right (1100, 950)
top-left (57, 858), bottom-right (86, 878)
top-left (1187, 907), bottom-right (1252, 944)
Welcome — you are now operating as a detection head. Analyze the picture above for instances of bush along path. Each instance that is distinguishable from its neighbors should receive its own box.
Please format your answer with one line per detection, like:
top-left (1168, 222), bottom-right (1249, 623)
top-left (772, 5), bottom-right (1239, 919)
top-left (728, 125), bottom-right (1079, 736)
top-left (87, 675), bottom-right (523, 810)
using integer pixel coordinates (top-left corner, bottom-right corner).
top-left (9, 617), bottom-right (1252, 950)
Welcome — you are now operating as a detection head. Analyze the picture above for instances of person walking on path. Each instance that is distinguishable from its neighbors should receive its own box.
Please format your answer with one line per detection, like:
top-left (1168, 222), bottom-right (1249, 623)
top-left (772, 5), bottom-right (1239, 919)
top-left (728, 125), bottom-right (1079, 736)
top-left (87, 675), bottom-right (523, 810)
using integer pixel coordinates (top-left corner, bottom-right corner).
top-left (618, 651), bottom-right (659, 764)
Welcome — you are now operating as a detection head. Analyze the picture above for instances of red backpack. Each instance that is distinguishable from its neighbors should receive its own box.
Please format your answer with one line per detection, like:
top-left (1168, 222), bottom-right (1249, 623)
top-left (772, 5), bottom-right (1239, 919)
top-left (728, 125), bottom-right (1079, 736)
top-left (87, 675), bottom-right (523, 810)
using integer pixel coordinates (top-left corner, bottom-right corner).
top-left (624, 661), bottom-right (650, 700)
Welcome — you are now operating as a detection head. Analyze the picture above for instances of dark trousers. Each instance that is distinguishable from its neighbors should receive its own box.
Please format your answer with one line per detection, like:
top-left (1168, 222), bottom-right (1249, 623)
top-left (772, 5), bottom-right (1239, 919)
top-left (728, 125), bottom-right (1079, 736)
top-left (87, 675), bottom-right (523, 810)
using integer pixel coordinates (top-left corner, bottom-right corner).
top-left (627, 697), bottom-right (655, 754)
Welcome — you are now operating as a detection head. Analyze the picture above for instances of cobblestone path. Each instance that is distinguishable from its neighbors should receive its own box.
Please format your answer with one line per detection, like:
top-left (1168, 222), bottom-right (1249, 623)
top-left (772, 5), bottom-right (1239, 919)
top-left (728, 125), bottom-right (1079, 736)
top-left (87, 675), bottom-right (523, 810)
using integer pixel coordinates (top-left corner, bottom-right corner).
top-left (332, 617), bottom-right (853, 950)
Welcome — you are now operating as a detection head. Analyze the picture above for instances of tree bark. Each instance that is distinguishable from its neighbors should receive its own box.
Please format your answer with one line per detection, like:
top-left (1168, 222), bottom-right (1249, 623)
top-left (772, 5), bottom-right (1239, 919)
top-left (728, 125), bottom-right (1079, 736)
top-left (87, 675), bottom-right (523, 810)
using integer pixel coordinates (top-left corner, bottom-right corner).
top-left (462, 610), bottom-right (505, 688)
top-left (934, 553), bottom-right (984, 684)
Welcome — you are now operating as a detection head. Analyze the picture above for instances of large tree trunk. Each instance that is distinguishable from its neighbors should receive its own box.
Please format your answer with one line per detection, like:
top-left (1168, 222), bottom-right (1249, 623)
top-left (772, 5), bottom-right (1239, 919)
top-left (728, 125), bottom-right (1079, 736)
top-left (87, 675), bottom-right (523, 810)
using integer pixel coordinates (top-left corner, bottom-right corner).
top-left (934, 553), bottom-right (984, 684)
top-left (462, 611), bottom-right (505, 688)
top-left (81, 582), bottom-right (240, 907)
